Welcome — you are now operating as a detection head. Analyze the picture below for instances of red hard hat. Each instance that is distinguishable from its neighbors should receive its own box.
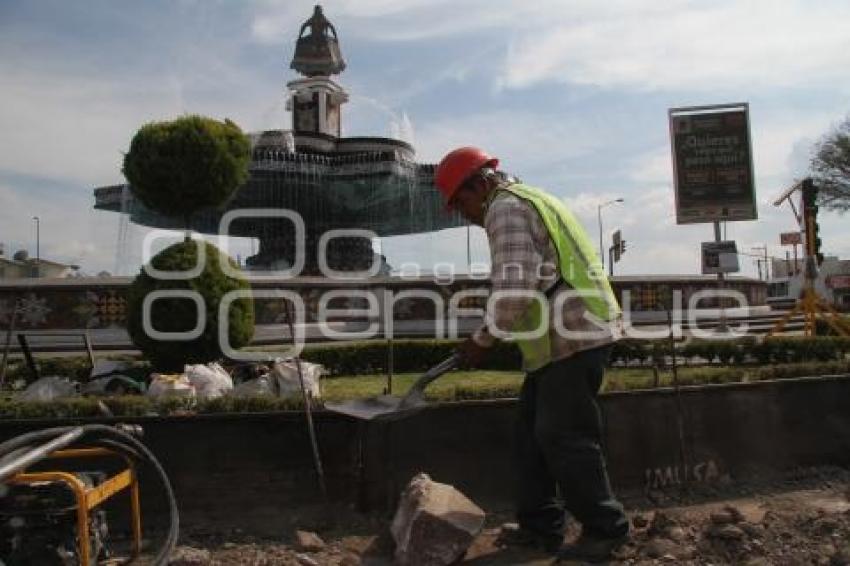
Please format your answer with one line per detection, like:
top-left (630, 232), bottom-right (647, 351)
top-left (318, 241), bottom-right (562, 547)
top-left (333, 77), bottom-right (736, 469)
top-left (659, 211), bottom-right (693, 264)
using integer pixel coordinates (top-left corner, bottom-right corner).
top-left (434, 147), bottom-right (499, 201)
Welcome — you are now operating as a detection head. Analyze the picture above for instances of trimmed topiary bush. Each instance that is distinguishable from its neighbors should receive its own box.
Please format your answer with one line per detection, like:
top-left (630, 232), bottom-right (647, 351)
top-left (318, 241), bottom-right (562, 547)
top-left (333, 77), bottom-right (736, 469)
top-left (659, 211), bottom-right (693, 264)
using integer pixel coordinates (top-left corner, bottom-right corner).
top-left (122, 115), bottom-right (251, 225)
top-left (126, 240), bottom-right (254, 371)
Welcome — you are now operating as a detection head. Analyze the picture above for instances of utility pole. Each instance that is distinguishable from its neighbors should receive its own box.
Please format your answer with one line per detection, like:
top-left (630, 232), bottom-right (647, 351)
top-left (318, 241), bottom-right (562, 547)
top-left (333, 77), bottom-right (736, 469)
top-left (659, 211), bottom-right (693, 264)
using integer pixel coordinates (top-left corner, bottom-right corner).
top-left (597, 198), bottom-right (623, 270)
top-left (32, 216), bottom-right (40, 278)
top-left (751, 244), bottom-right (769, 280)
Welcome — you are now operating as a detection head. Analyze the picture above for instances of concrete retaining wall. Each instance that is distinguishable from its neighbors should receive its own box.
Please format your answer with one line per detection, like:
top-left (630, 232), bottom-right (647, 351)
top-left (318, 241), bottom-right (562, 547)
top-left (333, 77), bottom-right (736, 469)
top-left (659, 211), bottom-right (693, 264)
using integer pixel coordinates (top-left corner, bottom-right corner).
top-left (1, 375), bottom-right (848, 531)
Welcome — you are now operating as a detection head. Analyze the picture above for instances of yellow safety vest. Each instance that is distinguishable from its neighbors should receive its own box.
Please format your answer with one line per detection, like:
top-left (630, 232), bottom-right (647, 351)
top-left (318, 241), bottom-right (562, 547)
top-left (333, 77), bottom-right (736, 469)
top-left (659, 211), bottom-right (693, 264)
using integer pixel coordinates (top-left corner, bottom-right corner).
top-left (493, 183), bottom-right (621, 371)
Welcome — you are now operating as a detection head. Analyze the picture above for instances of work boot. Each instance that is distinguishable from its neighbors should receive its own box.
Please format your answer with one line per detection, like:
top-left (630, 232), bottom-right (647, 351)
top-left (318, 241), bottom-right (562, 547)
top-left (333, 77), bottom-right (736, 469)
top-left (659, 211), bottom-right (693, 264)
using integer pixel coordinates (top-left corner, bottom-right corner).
top-left (496, 522), bottom-right (563, 554)
top-left (555, 532), bottom-right (629, 563)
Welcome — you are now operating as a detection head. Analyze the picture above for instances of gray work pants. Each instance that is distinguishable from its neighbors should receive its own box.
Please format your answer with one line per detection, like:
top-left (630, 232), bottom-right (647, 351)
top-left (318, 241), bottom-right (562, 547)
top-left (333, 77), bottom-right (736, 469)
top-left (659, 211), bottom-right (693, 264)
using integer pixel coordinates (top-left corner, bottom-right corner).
top-left (515, 345), bottom-right (629, 539)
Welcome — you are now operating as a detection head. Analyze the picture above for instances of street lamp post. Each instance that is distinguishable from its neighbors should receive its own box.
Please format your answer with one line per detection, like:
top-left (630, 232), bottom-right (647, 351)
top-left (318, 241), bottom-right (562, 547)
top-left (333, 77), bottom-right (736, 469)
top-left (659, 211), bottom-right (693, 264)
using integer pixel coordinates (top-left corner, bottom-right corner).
top-left (32, 216), bottom-right (40, 278)
top-left (597, 198), bottom-right (624, 270)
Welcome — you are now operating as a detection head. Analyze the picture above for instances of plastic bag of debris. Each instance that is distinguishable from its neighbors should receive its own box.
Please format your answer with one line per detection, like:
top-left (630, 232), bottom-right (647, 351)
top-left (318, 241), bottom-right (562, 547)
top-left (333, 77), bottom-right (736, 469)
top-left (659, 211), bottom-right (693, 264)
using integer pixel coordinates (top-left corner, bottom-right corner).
top-left (230, 374), bottom-right (277, 398)
top-left (184, 362), bottom-right (233, 400)
top-left (82, 375), bottom-right (145, 396)
top-left (147, 373), bottom-right (195, 399)
top-left (269, 358), bottom-right (324, 399)
top-left (230, 359), bottom-right (324, 399)
top-left (17, 376), bottom-right (80, 401)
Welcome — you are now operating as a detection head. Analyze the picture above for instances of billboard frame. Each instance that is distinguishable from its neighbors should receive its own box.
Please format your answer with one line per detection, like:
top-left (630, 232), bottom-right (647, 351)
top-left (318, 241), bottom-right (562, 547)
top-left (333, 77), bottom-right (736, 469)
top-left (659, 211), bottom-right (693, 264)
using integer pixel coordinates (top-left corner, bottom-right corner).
top-left (668, 102), bottom-right (757, 225)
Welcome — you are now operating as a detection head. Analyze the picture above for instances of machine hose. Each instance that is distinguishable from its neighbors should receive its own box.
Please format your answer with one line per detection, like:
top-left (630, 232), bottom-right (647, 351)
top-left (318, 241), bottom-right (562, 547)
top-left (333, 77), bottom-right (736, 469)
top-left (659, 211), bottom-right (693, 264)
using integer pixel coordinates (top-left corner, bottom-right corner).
top-left (0, 424), bottom-right (179, 565)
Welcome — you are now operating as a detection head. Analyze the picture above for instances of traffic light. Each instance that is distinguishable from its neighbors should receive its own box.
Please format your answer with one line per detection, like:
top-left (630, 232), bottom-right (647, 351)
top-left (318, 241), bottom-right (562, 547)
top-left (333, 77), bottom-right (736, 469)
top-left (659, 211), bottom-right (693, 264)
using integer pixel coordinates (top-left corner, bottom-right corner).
top-left (612, 230), bottom-right (622, 262)
top-left (801, 179), bottom-right (824, 265)
top-left (612, 239), bottom-right (627, 262)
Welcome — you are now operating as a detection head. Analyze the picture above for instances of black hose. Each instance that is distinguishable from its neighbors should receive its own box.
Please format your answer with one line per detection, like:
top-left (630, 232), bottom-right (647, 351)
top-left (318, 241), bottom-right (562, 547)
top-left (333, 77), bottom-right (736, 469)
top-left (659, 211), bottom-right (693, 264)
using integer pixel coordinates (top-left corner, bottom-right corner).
top-left (0, 424), bottom-right (179, 565)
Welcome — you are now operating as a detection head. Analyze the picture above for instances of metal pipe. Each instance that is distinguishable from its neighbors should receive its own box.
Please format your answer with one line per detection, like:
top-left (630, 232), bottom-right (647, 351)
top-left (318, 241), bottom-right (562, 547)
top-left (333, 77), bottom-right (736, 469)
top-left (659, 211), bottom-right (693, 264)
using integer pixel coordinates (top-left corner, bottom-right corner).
top-left (285, 300), bottom-right (327, 500)
top-left (0, 427), bottom-right (84, 481)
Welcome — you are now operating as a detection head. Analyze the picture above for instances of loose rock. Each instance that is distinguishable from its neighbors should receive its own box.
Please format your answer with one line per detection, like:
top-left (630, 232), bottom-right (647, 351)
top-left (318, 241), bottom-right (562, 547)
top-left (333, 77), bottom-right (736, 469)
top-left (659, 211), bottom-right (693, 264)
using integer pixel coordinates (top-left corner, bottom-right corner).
top-left (649, 510), bottom-right (679, 536)
top-left (710, 509), bottom-right (738, 525)
top-left (711, 524), bottom-right (746, 541)
top-left (728, 502), bottom-right (767, 524)
top-left (391, 473), bottom-right (486, 566)
top-left (645, 538), bottom-right (681, 559)
top-left (665, 525), bottom-right (688, 542)
top-left (741, 523), bottom-right (766, 539)
top-left (632, 513), bottom-right (649, 529)
top-left (294, 530), bottom-right (326, 552)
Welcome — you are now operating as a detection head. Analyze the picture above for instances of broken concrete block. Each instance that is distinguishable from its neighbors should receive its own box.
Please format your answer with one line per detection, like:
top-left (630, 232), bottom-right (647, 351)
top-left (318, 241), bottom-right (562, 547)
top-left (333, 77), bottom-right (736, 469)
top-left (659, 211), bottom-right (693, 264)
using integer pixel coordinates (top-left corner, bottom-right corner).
top-left (391, 473), bottom-right (485, 566)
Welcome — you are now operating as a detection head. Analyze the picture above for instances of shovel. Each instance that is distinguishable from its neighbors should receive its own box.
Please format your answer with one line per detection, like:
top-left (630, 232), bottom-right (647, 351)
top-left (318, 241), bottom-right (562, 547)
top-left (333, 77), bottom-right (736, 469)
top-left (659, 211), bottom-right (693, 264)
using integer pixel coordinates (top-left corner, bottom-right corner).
top-left (324, 353), bottom-right (461, 421)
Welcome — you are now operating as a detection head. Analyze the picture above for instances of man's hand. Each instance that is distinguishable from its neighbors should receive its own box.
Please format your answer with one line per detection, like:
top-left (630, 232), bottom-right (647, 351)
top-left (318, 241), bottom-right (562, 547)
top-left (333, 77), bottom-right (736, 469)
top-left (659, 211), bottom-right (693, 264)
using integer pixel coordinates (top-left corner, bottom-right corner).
top-left (457, 337), bottom-right (491, 369)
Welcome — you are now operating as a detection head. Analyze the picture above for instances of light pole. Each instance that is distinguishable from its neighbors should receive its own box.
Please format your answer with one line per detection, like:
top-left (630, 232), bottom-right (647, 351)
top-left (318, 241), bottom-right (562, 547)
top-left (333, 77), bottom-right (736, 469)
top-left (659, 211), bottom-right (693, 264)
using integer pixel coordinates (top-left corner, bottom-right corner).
top-left (597, 198), bottom-right (624, 270)
top-left (32, 216), bottom-right (40, 278)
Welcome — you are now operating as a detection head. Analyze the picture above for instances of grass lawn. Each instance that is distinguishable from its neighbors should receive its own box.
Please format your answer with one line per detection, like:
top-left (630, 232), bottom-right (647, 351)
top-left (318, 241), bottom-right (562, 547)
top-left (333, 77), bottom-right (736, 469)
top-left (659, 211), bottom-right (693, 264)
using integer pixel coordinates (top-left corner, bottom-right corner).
top-left (321, 366), bottom-right (743, 402)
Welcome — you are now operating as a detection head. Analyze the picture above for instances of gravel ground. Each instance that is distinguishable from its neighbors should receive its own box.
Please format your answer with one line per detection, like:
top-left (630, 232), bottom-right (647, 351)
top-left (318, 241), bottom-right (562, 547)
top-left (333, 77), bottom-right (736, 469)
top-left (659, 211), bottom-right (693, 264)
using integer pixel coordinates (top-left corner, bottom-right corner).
top-left (156, 467), bottom-right (850, 565)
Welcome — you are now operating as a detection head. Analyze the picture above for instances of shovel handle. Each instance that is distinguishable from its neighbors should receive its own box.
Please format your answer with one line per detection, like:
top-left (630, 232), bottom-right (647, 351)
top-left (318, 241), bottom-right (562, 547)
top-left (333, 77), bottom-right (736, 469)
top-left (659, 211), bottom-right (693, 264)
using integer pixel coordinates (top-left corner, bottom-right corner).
top-left (401, 353), bottom-right (461, 403)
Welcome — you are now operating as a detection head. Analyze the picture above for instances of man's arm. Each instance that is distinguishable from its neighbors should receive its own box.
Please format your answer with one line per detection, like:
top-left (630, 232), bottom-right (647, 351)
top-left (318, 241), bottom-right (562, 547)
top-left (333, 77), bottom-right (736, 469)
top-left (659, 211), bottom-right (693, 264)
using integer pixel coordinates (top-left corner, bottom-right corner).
top-left (472, 195), bottom-right (544, 348)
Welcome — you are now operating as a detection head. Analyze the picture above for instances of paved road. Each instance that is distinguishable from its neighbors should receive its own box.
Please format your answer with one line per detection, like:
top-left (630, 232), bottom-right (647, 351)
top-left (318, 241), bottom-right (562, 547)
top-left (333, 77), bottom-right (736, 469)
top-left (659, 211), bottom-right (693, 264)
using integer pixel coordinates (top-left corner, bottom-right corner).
top-left (2, 310), bottom-right (804, 357)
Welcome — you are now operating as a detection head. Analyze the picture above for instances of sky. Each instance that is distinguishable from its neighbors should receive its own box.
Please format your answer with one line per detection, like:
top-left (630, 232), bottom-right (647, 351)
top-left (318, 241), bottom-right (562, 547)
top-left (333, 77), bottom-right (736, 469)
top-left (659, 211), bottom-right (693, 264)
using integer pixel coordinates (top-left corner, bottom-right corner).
top-left (1, 0), bottom-right (849, 278)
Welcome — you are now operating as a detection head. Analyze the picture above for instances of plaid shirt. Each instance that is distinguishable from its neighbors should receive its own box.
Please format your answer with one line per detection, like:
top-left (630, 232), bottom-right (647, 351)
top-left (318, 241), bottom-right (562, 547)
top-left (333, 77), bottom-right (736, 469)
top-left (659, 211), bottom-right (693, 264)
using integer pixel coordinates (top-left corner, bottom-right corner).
top-left (473, 183), bottom-right (616, 366)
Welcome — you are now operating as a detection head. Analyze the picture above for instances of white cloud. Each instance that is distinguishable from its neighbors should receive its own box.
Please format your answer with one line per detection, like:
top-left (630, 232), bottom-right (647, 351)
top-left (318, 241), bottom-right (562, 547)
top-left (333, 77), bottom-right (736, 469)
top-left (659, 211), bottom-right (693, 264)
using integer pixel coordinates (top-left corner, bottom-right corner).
top-left (498, 1), bottom-right (850, 92)
top-left (412, 109), bottom-right (606, 169)
top-left (751, 111), bottom-right (839, 189)
top-left (629, 149), bottom-right (674, 185)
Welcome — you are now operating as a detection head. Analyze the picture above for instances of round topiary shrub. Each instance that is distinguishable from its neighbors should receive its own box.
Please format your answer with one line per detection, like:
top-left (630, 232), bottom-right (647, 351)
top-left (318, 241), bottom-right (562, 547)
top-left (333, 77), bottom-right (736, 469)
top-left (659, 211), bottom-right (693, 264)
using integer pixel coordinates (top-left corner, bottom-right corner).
top-left (126, 240), bottom-right (254, 371)
top-left (122, 115), bottom-right (251, 224)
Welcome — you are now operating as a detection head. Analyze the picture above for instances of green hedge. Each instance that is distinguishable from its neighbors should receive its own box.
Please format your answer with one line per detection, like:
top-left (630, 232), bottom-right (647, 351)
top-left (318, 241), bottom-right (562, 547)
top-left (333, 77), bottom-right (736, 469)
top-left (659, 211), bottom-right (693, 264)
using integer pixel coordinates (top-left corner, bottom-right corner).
top-left (0, 395), bottom-right (305, 420)
top-left (3, 359), bottom-right (850, 420)
top-left (679, 336), bottom-right (850, 365)
top-left (300, 339), bottom-right (522, 376)
top-left (5, 336), bottom-right (850, 389)
top-left (300, 336), bottom-right (848, 375)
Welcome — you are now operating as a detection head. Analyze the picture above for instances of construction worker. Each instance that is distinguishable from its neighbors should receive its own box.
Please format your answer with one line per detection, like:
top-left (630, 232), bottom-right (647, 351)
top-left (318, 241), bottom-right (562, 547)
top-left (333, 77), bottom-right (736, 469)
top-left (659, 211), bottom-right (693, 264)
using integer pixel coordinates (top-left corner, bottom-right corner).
top-left (435, 147), bottom-right (629, 562)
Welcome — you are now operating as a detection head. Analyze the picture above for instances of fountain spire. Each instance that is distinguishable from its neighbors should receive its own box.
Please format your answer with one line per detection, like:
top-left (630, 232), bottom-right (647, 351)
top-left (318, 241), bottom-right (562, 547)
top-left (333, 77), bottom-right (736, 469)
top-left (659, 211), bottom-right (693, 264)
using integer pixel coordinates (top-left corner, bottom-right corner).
top-left (286, 5), bottom-right (349, 137)
top-left (290, 5), bottom-right (346, 77)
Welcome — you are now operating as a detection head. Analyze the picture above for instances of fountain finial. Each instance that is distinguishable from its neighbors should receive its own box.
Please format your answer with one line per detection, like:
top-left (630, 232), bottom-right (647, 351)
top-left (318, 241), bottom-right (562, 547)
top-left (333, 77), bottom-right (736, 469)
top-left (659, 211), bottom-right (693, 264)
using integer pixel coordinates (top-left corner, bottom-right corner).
top-left (290, 5), bottom-right (346, 77)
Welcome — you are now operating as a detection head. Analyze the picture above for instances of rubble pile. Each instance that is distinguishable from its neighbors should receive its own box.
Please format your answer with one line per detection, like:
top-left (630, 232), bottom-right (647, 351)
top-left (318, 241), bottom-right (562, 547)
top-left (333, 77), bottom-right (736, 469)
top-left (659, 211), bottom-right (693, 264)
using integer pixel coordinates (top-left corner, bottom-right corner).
top-left (162, 471), bottom-right (849, 565)
top-left (614, 487), bottom-right (850, 565)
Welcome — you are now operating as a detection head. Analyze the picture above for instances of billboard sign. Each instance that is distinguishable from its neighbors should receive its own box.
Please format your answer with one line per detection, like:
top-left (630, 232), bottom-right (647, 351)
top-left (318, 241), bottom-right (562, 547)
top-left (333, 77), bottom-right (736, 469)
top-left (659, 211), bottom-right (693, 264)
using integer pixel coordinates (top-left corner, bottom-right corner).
top-left (669, 103), bottom-right (757, 224)
top-left (826, 275), bottom-right (850, 290)
top-left (780, 231), bottom-right (802, 246)
top-left (701, 240), bottom-right (740, 275)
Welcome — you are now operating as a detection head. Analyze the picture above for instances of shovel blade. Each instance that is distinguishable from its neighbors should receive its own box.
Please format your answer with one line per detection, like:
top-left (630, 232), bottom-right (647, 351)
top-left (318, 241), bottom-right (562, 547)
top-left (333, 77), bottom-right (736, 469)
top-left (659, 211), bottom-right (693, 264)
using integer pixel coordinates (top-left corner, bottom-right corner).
top-left (325, 394), bottom-right (426, 421)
